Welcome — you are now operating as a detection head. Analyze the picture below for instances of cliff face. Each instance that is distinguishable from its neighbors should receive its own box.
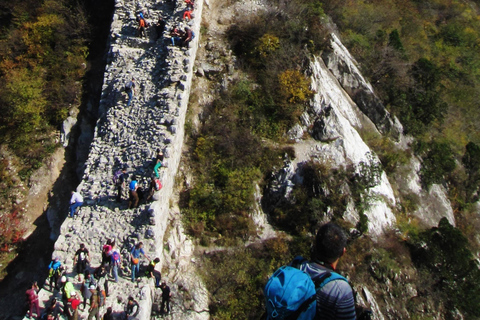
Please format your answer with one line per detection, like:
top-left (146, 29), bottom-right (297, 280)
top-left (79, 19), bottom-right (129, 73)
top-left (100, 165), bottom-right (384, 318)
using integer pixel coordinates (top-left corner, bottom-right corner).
top-left (266, 31), bottom-right (456, 237)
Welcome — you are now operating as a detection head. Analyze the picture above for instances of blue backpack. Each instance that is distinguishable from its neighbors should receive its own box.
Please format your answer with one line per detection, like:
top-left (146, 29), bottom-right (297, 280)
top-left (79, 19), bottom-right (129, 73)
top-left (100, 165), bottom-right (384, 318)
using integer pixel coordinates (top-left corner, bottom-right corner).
top-left (264, 258), bottom-right (347, 320)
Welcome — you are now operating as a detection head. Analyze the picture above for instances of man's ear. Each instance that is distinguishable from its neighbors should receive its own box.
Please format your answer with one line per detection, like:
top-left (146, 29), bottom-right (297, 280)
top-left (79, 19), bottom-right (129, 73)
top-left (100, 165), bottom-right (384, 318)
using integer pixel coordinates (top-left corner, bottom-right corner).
top-left (340, 247), bottom-right (346, 257)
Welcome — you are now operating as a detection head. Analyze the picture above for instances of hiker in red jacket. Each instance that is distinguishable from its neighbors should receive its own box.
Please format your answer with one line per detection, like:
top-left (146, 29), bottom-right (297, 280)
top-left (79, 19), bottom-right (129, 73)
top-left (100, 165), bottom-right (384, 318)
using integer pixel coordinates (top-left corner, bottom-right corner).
top-left (26, 281), bottom-right (41, 319)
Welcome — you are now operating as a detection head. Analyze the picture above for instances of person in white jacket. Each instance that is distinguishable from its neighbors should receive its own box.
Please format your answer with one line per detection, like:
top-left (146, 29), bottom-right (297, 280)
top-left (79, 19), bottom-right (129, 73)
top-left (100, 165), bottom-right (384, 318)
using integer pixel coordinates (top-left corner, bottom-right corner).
top-left (69, 191), bottom-right (83, 218)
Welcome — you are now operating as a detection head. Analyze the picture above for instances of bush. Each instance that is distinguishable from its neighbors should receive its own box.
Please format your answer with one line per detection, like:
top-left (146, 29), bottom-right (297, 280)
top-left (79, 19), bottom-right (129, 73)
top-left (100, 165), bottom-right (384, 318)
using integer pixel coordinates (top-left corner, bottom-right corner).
top-left (410, 218), bottom-right (480, 318)
top-left (418, 140), bottom-right (456, 188)
top-left (462, 142), bottom-right (480, 202)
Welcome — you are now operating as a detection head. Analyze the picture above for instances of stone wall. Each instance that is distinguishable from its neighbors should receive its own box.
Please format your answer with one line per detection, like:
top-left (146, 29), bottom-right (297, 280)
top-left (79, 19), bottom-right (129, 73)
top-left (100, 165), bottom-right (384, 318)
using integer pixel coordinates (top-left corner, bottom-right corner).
top-left (37, 0), bottom-right (208, 319)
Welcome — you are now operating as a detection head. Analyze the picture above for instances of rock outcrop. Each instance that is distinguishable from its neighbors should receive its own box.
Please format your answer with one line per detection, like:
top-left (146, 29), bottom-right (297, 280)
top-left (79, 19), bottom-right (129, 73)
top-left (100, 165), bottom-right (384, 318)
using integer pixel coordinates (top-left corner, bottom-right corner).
top-left (37, 0), bottom-right (208, 319)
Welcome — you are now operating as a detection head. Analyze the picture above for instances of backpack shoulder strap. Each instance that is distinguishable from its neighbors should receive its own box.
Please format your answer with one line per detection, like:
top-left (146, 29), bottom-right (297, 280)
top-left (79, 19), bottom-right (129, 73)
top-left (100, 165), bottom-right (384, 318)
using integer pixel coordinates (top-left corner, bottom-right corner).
top-left (313, 271), bottom-right (348, 290)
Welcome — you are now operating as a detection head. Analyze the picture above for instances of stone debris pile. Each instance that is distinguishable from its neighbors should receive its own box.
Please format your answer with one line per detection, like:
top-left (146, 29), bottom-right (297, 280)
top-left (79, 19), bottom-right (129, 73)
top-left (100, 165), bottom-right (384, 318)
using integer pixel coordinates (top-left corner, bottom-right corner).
top-left (36, 0), bottom-right (209, 319)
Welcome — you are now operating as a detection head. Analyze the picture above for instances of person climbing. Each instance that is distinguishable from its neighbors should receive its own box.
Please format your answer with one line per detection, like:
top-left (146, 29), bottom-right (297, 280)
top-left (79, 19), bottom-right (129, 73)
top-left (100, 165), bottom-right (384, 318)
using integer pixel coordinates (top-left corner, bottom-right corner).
top-left (145, 258), bottom-right (161, 287)
top-left (130, 242), bottom-right (150, 282)
top-left (42, 298), bottom-right (61, 320)
top-left (114, 166), bottom-right (128, 202)
top-left (125, 296), bottom-right (140, 318)
top-left (155, 17), bottom-right (166, 41)
top-left (81, 271), bottom-right (96, 310)
top-left (103, 307), bottom-right (114, 320)
top-left (182, 27), bottom-right (193, 47)
top-left (153, 149), bottom-right (164, 178)
top-left (137, 15), bottom-right (148, 38)
top-left (93, 264), bottom-right (109, 297)
top-left (183, 7), bottom-right (192, 20)
top-left (69, 191), bottom-right (83, 218)
top-left (185, 0), bottom-right (194, 10)
top-left (111, 250), bottom-right (122, 283)
top-left (170, 26), bottom-right (184, 46)
top-left (87, 285), bottom-right (100, 320)
top-left (160, 282), bottom-right (171, 315)
top-left (292, 222), bottom-right (356, 320)
top-left (128, 175), bottom-right (140, 209)
top-left (26, 281), bottom-right (41, 319)
top-left (73, 243), bottom-right (90, 279)
top-left (48, 257), bottom-right (63, 291)
top-left (101, 238), bottom-right (114, 268)
top-left (146, 176), bottom-right (162, 202)
top-left (125, 78), bottom-right (135, 107)
top-left (60, 276), bottom-right (75, 313)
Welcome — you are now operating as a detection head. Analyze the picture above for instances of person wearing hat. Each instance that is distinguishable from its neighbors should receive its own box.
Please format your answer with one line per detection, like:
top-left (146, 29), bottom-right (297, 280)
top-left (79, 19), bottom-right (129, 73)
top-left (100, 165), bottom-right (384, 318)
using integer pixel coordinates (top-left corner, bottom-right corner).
top-left (87, 285), bottom-right (100, 320)
top-left (61, 276), bottom-right (75, 313)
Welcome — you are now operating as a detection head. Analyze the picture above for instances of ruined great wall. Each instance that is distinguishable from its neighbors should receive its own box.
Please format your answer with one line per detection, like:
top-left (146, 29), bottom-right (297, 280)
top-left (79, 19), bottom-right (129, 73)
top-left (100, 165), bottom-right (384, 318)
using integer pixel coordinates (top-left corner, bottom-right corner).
top-left (38, 0), bottom-right (209, 318)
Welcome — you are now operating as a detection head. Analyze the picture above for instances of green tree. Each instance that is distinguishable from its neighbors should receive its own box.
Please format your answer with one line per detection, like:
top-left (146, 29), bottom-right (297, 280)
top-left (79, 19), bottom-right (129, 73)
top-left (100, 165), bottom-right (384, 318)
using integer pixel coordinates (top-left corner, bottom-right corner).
top-left (419, 141), bottom-right (456, 188)
top-left (462, 142), bottom-right (480, 202)
top-left (410, 218), bottom-right (480, 318)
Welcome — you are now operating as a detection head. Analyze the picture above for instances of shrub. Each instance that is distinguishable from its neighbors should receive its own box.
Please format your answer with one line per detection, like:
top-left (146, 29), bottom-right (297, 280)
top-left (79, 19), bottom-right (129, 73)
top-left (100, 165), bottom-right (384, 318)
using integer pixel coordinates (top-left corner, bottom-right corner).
top-left (410, 218), bottom-right (480, 318)
top-left (418, 140), bottom-right (456, 188)
top-left (278, 70), bottom-right (313, 104)
top-left (462, 141), bottom-right (480, 202)
top-left (255, 33), bottom-right (280, 57)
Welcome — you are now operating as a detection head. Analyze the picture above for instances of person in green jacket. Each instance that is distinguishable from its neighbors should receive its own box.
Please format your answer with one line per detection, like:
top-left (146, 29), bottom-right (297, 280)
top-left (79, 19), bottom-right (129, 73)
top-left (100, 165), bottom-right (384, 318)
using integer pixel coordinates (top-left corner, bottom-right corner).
top-left (153, 149), bottom-right (164, 178)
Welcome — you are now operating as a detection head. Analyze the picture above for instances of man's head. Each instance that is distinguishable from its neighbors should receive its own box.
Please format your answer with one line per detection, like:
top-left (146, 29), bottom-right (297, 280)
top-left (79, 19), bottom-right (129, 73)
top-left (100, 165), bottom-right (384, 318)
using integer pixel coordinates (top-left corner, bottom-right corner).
top-left (313, 222), bottom-right (347, 264)
top-left (154, 258), bottom-right (160, 263)
top-left (80, 243), bottom-right (85, 249)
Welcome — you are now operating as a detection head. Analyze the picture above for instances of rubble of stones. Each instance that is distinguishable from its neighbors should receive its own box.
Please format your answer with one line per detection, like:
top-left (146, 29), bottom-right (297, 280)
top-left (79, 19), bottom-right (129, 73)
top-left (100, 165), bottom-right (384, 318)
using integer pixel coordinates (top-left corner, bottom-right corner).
top-left (38, 0), bottom-right (205, 318)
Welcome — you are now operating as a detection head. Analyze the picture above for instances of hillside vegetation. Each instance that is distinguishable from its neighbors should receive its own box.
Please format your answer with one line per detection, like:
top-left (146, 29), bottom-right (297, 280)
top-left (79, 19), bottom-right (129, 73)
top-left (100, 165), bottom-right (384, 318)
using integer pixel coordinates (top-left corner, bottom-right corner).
top-left (0, 0), bottom-right (89, 277)
top-left (184, 0), bottom-right (480, 318)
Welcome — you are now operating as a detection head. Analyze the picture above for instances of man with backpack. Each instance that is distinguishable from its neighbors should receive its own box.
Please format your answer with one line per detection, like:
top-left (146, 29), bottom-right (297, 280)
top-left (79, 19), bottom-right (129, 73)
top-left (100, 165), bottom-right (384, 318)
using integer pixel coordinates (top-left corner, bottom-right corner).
top-left (128, 175), bottom-right (140, 209)
top-left (125, 78), bottom-right (135, 107)
top-left (111, 250), bottom-right (122, 283)
top-left (137, 16), bottom-right (148, 38)
top-left (264, 223), bottom-right (356, 320)
top-left (48, 257), bottom-right (63, 291)
top-left (114, 167), bottom-right (128, 202)
top-left (146, 176), bottom-right (162, 202)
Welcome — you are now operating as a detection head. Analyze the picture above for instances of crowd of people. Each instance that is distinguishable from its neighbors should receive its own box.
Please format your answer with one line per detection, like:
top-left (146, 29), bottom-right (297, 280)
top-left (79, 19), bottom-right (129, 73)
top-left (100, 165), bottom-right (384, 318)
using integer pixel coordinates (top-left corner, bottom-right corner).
top-left (27, 238), bottom-right (172, 319)
top-left (133, 0), bottom-right (196, 48)
top-left (24, 1), bottom-right (203, 318)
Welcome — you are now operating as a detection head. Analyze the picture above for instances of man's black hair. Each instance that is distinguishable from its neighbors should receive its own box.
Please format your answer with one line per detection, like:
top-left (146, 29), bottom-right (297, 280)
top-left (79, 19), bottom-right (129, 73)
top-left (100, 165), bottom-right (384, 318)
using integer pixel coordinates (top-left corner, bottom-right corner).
top-left (313, 222), bottom-right (347, 264)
